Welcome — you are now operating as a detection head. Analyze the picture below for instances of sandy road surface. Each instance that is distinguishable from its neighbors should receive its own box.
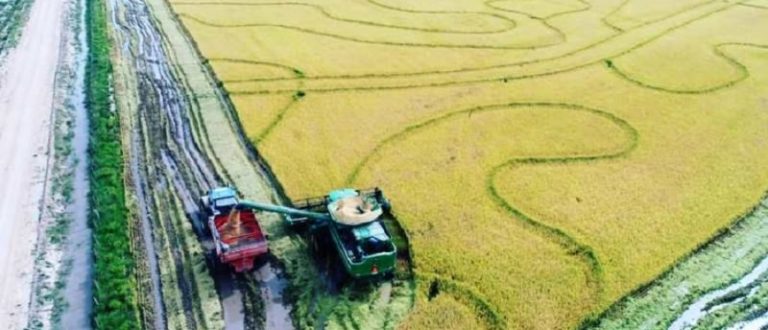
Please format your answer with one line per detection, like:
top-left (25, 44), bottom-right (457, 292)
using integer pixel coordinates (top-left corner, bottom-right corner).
top-left (0, 0), bottom-right (65, 328)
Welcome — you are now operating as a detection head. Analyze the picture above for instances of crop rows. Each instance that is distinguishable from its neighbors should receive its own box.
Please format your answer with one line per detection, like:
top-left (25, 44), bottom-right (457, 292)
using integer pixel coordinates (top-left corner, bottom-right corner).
top-left (85, 0), bottom-right (140, 327)
top-left (173, 0), bottom-right (737, 94)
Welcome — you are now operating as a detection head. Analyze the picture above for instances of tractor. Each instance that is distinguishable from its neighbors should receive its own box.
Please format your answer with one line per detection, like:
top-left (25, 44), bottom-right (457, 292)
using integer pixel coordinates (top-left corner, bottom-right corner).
top-left (199, 186), bottom-right (397, 278)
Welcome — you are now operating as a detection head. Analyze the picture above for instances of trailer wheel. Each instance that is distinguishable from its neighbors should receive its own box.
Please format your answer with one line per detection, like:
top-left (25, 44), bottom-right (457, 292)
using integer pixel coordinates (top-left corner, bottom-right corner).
top-left (194, 213), bottom-right (210, 236)
top-left (191, 212), bottom-right (204, 236)
top-left (199, 196), bottom-right (210, 214)
top-left (210, 254), bottom-right (223, 273)
top-left (204, 250), bottom-right (218, 270)
top-left (203, 217), bottom-right (211, 236)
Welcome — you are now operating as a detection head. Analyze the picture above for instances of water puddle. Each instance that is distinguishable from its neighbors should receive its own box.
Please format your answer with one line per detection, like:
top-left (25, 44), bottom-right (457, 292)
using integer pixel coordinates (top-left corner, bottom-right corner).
top-left (60, 0), bottom-right (92, 326)
top-left (253, 262), bottom-right (293, 329)
top-left (670, 255), bottom-right (768, 330)
top-left (729, 312), bottom-right (768, 330)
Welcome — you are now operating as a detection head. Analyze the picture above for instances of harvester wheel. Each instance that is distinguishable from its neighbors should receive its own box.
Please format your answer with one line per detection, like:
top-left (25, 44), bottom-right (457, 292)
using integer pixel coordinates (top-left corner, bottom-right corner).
top-left (310, 226), bottom-right (331, 258)
top-left (327, 257), bottom-right (348, 292)
top-left (380, 196), bottom-right (392, 212)
top-left (311, 236), bottom-right (319, 253)
top-left (383, 270), bottom-right (395, 281)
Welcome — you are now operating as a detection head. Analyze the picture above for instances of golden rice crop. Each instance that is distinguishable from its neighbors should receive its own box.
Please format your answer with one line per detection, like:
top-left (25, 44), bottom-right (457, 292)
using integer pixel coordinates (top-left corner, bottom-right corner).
top-left (169, 0), bottom-right (768, 328)
top-left (398, 294), bottom-right (485, 330)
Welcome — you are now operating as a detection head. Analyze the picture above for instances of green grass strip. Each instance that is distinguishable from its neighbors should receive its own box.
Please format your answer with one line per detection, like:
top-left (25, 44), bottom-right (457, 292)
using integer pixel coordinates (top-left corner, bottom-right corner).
top-left (86, 0), bottom-right (141, 328)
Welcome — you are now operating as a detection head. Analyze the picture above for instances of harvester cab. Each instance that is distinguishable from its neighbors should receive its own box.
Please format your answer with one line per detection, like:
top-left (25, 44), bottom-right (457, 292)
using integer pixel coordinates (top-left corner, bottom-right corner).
top-left (294, 188), bottom-right (397, 278)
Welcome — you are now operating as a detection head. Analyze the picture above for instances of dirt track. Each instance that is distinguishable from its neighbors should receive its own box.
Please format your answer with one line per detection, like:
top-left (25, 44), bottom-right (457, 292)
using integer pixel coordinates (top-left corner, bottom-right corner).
top-left (110, 0), bottom-right (217, 327)
top-left (0, 0), bottom-right (65, 327)
top-left (109, 0), bottom-right (296, 327)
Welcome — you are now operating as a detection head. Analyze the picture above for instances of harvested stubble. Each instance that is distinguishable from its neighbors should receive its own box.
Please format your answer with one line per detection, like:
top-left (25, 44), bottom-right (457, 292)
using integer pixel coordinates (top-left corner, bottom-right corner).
top-left (168, 0), bottom-right (768, 328)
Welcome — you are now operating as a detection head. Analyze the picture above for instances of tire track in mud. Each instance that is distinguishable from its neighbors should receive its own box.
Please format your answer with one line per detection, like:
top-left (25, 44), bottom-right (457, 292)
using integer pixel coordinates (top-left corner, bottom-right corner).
top-left (111, 0), bottom-right (297, 328)
top-left (110, 0), bottom-right (226, 327)
top-left (112, 0), bottom-right (216, 327)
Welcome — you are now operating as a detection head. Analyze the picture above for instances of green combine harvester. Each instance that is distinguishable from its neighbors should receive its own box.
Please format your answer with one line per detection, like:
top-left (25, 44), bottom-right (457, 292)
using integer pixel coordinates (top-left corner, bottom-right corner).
top-left (200, 186), bottom-right (397, 278)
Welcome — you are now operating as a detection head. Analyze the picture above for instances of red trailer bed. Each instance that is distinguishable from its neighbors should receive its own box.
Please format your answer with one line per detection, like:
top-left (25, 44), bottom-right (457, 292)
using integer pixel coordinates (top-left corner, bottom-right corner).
top-left (211, 208), bottom-right (268, 272)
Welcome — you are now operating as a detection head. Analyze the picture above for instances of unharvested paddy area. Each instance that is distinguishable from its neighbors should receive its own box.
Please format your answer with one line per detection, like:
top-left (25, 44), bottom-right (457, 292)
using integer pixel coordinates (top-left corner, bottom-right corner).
top-left (167, 0), bottom-right (768, 328)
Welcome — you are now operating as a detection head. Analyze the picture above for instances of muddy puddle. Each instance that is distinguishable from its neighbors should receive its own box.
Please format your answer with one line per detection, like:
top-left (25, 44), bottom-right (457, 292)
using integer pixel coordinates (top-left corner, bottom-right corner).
top-left (60, 0), bottom-right (92, 327)
top-left (253, 262), bottom-right (293, 329)
top-left (729, 313), bottom-right (768, 330)
top-left (109, 0), bottom-right (295, 327)
top-left (670, 255), bottom-right (768, 330)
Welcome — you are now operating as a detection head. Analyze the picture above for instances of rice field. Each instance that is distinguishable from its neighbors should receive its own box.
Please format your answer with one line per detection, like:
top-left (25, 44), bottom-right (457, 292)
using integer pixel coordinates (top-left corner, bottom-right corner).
top-left (168, 0), bottom-right (768, 328)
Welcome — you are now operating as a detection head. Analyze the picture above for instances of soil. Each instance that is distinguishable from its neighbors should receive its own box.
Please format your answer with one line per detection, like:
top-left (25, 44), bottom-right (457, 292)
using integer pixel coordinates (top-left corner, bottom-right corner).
top-left (107, 0), bottom-right (296, 327)
top-left (0, 0), bottom-right (65, 327)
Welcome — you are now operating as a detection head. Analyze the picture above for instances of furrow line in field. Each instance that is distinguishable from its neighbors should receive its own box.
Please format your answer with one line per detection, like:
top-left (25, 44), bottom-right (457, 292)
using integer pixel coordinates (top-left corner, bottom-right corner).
top-left (174, 13), bottom-right (558, 50)
top-left (607, 42), bottom-right (768, 94)
top-left (347, 102), bottom-right (639, 328)
top-left (200, 0), bottom-right (738, 93)
top-left (172, 1), bottom-right (518, 35)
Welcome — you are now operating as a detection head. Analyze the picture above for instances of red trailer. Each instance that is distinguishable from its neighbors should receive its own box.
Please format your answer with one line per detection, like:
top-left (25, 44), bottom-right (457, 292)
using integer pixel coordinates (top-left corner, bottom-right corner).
top-left (210, 208), bottom-right (268, 272)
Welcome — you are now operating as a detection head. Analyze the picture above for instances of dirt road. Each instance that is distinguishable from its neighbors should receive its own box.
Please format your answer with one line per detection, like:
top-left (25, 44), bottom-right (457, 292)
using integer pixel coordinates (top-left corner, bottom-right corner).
top-left (0, 0), bottom-right (65, 328)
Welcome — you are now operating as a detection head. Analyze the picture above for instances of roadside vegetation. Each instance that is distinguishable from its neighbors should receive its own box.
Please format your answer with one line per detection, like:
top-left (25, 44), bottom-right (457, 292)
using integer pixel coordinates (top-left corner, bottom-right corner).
top-left (86, 0), bottom-right (140, 327)
top-left (169, 0), bottom-right (768, 328)
top-left (27, 0), bottom-right (88, 328)
top-left (0, 0), bottom-right (32, 56)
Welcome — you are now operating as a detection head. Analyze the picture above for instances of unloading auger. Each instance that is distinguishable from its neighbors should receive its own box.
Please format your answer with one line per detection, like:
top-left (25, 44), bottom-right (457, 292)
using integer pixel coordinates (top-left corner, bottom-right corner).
top-left (199, 186), bottom-right (397, 278)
